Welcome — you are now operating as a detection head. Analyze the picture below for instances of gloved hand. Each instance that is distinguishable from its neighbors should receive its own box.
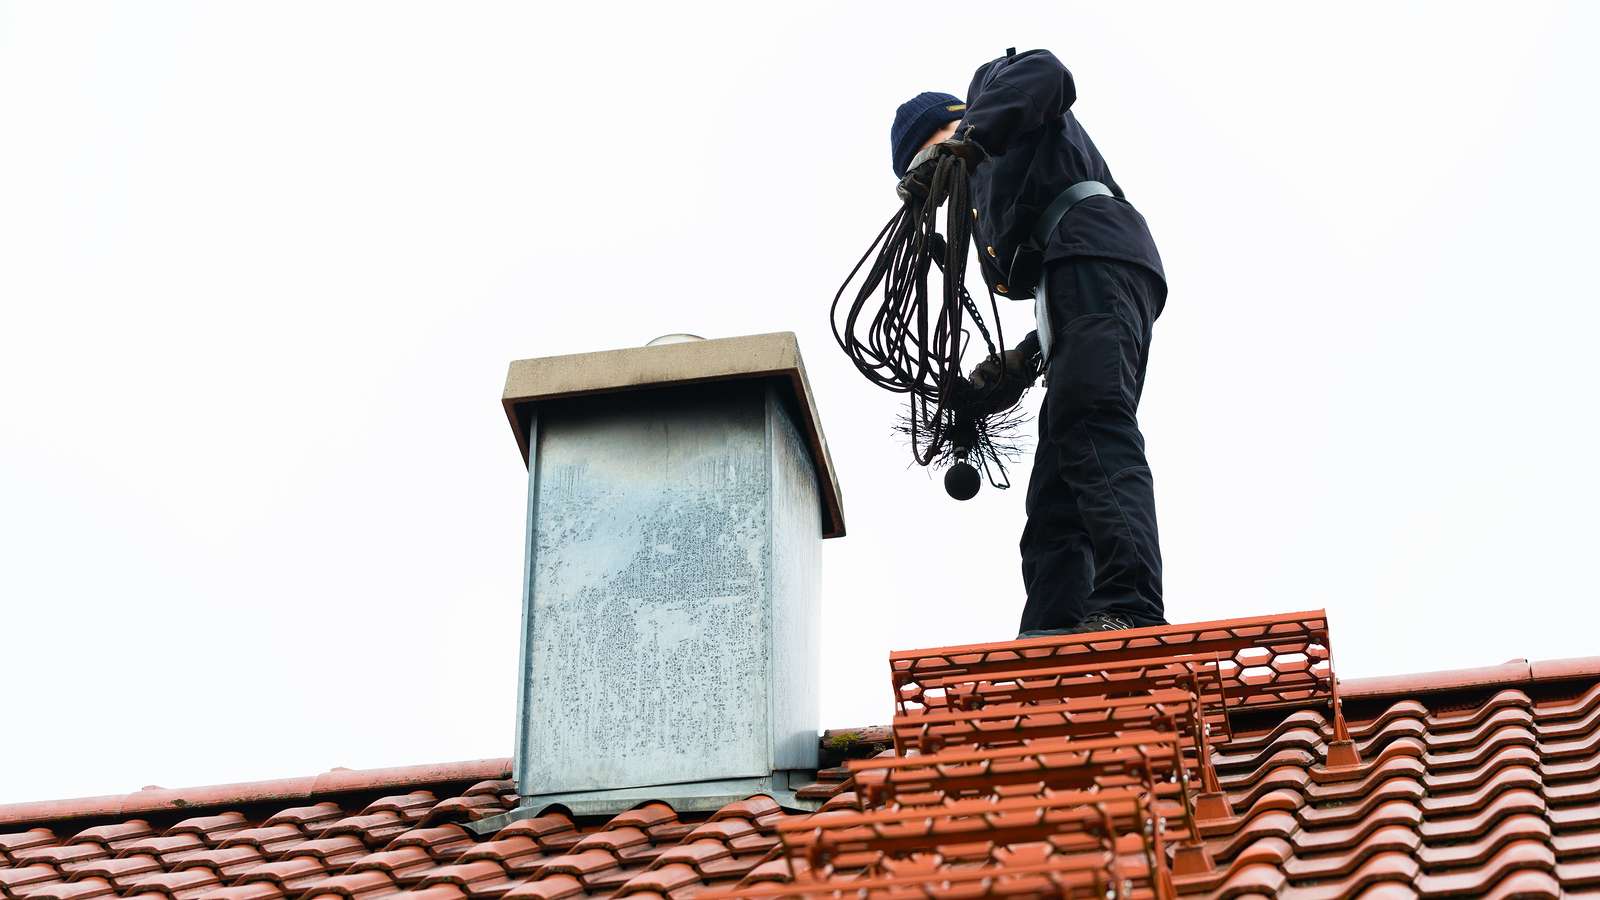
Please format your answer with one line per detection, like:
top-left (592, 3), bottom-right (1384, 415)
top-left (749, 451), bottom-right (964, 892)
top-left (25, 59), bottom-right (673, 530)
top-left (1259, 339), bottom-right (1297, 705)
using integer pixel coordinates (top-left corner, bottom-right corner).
top-left (934, 136), bottom-right (984, 167)
top-left (968, 341), bottom-right (1039, 414)
top-left (896, 135), bottom-right (986, 203)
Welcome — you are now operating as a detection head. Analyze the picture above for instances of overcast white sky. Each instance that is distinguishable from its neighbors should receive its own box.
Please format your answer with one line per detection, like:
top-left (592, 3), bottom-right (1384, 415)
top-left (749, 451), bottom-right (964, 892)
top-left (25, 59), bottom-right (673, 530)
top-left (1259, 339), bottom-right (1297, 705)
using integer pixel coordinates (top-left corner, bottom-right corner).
top-left (3, 2), bottom-right (1598, 804)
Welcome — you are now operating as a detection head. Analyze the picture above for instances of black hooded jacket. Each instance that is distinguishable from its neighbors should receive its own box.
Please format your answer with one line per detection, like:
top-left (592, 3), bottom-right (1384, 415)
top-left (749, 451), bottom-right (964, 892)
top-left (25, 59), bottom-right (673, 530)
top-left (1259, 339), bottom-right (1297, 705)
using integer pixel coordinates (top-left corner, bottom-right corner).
top-left (961, 49), bottom-right (1164, 292)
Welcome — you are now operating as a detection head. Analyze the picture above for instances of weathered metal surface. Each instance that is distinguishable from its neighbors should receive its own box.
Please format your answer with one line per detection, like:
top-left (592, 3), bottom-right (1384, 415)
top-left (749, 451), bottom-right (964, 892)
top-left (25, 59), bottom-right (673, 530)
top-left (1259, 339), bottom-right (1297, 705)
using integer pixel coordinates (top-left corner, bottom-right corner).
top-left (513, 380), bottom-right (822, 802)
top-left (502, 332), bottom-right (845, 538)
top-left (767, 388), bottom-right (821, 771)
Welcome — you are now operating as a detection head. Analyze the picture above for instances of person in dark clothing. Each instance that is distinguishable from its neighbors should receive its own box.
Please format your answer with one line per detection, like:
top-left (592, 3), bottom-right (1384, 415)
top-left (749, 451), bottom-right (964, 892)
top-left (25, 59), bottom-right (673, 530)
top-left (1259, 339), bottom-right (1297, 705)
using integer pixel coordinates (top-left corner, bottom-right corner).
top-left (890, 49), bottom-right (1168, 637)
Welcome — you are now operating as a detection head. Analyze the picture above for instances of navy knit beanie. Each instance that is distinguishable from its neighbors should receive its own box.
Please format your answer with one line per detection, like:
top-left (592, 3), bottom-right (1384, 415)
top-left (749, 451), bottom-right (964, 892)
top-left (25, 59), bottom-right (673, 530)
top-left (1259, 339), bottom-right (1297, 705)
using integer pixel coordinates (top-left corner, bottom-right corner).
top-left (890, 91), bottom-right (966, 178)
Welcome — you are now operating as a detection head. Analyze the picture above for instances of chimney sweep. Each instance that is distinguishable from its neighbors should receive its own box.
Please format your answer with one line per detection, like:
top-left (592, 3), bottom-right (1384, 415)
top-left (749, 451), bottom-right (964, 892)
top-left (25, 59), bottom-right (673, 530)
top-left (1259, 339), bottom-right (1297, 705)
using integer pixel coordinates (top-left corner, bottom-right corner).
top-left (833, 49), bottom-right (1167, 638)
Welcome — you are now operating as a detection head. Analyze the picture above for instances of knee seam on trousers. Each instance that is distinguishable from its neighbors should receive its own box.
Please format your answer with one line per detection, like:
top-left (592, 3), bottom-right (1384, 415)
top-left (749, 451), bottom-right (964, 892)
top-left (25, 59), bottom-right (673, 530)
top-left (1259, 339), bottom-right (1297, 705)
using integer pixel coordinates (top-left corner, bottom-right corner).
top-left (1108, 464), bottom-right (1151, 483)
top-left (1075, 422), bottom-right (1144, 557)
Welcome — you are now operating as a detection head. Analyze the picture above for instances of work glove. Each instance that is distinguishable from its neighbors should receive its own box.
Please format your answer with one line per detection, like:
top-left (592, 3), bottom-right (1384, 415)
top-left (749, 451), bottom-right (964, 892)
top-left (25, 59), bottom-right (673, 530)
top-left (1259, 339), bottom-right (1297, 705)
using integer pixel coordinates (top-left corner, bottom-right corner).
top-left (896, 135), bottom-right (986, 204)
top-left (967, 332), bottom-right (1041, 415)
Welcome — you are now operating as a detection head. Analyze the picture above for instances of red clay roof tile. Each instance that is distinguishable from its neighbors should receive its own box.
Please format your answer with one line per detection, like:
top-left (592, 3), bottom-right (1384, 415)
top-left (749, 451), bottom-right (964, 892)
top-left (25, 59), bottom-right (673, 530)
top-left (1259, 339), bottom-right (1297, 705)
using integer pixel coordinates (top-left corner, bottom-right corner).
top-left (1413, 839), bottom-right (1557, 895)
top-left (344, 846), bottom-right (438, 883)
top-left (1418, 812), bottom-right (1551, 870)
top-left (499, 874), bottom-right (584, 900)
top-left (114, 867), bottom-right (222, 899)
top-left (569, 827), bottom-right (650, 859)
top-left (281, 836), bottom-right (369, 867)
top-left (14, 877), bottom-right (116, 900)
top-left (2, 620), bottom-right (1597, 899)
top-left (492, 818), bottom-right (575, 850)
top-left (262, 803), bottom-right (344, 829)
top-left (1300, 777), bottom-right (1422, 827)
top-left (1556, 855), bottom-right (1600, 890)
top-left (0, 864), bottom-right (62, 892)
top-left (234, 857), bottom-right (332, 889)
top-left (167, 846), bottom-right (264, 878)
top-left (4, 846), bottom-right (102, 869)
top-left (417, 794), bottom-right (508, 827)
top-left (384, 826), bottom-right (477, 866)
top-left (0, 763), bottom-right (511, 830)
top-left (615, 861), bottom-right (701, 895)
top-left (391, 887), bottom-right (467, 900)
top-left (530, 849), bottom-right (619, 882)
top-left (292, 869), bottom-right (399, 898)
top-left (62, 821), bottom-right (151, 852)
top-left (115, 833), bottom-right (207, 861)
top-left (200, 884), bottom-right (285, 900)
top-left (456, 837), bottom-right (544, 874)
top-left (1282, 824), bottom-right (1421, 881)
top-left (217, 824), bottom-right (308, 856)
top-left (412, 858), bottom-right (511, 889)
top-left (58, 854), bottom-right (161, 885)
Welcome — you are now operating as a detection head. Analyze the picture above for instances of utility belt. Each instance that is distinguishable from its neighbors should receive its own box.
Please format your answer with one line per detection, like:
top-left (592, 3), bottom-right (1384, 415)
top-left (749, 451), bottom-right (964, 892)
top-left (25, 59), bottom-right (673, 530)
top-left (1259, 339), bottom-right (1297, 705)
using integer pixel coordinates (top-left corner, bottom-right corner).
top-left (1002, 180), bottom-right (1114, 301)
top-left (1005, 180), bottom-right (1114, 367)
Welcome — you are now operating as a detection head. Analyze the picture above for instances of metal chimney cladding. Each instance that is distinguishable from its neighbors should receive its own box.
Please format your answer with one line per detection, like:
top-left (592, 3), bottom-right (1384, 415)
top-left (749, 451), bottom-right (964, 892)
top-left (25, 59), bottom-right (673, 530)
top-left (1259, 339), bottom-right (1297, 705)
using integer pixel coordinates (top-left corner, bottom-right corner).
top-left (497, 333), bottom-right (845, 818)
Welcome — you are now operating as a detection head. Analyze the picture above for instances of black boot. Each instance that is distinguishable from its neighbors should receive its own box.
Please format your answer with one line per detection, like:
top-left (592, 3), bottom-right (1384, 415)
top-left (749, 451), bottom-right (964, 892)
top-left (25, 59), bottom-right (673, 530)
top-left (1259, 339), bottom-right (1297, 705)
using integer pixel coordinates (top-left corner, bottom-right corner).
top-left (1016, 610), bottom-right (1134, 639)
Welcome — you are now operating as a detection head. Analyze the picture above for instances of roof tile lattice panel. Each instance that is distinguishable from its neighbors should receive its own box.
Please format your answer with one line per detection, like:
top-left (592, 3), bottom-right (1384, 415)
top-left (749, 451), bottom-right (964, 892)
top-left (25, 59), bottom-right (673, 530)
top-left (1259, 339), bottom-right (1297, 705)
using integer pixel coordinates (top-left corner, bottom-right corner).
top-left (767, 789), bottom-right (1167, 898)
top-left (889, 611), bottom-right (1339, 724)
top-left (847, 730), bottom-right (1193, 814)
top-left (891, 686), bottom-right (1210, 749)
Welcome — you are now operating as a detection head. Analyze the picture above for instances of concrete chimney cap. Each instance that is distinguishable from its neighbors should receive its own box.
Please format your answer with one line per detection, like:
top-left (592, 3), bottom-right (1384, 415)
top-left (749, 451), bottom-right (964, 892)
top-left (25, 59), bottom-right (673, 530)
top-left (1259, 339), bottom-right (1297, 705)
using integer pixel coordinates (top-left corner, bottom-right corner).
top-left (501, 331), bottom-right (845, 538)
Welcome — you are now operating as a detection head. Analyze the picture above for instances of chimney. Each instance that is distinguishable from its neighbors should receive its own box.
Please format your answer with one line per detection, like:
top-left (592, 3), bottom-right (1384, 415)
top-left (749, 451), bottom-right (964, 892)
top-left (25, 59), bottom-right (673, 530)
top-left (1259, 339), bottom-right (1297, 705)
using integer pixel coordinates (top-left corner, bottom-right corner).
top-left (497, 332), bottom-right (845, 816)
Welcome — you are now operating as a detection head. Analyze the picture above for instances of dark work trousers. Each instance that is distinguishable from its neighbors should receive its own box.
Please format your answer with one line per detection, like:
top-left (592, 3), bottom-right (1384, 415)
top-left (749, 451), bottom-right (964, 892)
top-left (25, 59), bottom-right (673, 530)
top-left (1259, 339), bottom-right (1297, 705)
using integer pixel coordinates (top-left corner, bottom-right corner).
top-left (1018, 256), bottom-right (1167, 632)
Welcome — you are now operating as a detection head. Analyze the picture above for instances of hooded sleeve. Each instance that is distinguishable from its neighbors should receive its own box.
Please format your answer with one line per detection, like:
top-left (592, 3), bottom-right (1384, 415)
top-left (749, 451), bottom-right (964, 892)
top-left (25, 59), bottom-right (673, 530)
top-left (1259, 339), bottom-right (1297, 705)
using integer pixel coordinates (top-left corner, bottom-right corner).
top-left (961, 49), bottom-right (1077, 156)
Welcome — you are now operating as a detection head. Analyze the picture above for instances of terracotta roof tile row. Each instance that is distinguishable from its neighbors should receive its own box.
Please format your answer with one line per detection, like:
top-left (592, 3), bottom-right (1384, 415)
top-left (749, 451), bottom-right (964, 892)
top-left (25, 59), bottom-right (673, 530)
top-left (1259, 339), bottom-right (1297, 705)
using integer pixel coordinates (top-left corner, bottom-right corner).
top-left (4, 611), bottom-right (1599, 898)
top-left (1194, 677), bottom-right (1600, 897)
top-left (0, 784), bottom-right (831, 900)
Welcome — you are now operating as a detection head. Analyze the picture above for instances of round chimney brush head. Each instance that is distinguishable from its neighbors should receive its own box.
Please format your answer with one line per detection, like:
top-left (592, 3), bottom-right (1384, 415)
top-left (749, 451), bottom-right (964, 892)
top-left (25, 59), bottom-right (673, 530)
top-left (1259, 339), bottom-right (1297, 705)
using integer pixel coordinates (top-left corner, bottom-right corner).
top-left (944, 462), bottom-right (981, 500)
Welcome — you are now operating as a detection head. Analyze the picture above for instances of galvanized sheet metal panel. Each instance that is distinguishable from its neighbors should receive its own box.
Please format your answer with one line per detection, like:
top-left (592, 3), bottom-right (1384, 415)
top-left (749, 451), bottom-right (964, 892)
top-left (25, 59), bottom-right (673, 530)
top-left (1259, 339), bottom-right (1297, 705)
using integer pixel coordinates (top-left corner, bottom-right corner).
top-left (516, 382), bottom-right (819, 798)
